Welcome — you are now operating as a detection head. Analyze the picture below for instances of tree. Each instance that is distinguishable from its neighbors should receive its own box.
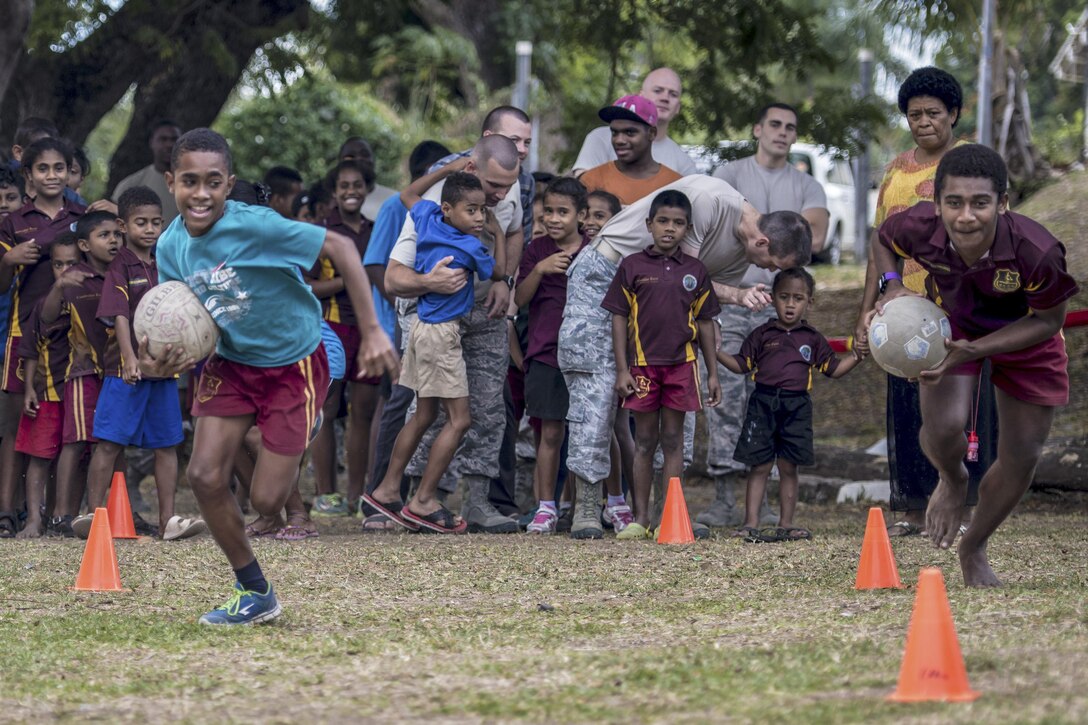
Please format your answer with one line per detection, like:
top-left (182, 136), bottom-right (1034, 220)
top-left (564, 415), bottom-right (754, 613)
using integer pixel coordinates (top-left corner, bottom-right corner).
top-left (0, 0), bottom-right (312, 194)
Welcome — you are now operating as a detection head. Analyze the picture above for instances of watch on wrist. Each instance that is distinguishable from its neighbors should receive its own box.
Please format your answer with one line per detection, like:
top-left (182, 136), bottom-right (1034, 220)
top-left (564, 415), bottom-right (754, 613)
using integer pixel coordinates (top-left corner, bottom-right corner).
top-left (503, 275), bottom-right (516, 290)
top-left (879, 271), bottom-right (901, 296)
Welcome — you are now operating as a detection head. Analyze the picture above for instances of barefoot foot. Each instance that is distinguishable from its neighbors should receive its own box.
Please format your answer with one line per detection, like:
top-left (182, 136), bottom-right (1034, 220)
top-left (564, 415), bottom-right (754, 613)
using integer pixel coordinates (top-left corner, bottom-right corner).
top-left (959, 540), bottom-right (1002, 587)
top-left (15, 520), bottom-right (42, 539)
top-left (926, 473), bottom-right (968, 550)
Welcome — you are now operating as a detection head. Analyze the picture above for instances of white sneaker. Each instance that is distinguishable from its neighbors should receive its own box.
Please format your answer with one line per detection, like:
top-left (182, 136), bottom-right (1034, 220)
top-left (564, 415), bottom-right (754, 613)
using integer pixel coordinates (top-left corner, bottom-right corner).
top-left (163, 516), bottom-right (207, 541)
top-left (603, 503), bottom-right (634, 533)
top-left (526, 508), bottom-right (558, 534)
top-left (71, 513), bottom-right (94, 539)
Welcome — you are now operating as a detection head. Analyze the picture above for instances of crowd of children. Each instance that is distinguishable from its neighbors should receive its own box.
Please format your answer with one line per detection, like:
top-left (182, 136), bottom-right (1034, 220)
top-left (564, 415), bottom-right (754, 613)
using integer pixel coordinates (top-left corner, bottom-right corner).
top-left (0, 73), bottom-right (1077, 621)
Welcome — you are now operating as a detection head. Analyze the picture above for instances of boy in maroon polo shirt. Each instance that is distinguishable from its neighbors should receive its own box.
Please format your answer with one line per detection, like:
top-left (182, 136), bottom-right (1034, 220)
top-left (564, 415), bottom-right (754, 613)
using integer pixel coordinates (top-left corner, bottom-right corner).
top-left (13, 235), bottom-right (80, 537)
top-left (718, 268), bottom-right (862, 542)
top-left (870, 144), bottom-right (1078, 587)
top-left (0, 138), bottom-right (85, 537)
top-left (603, 190), bottom-right (722, 540)
top-left (308, 159), bottom-right (380, 517)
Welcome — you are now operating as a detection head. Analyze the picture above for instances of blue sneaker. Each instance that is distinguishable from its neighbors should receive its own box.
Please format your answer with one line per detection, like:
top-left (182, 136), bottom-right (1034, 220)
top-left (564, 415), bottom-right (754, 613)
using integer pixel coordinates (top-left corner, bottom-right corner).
top-left (198, 582), bottom-right (282, 625)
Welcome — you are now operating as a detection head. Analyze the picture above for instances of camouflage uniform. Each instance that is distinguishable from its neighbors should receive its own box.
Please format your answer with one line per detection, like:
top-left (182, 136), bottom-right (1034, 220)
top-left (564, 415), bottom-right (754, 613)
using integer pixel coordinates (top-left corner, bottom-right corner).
top-left (701, 304), bottom-right (777, 475)
top-left (403, 300), bottom-right (507, 480)
top-left (558, 246), bottom-right (618, 484)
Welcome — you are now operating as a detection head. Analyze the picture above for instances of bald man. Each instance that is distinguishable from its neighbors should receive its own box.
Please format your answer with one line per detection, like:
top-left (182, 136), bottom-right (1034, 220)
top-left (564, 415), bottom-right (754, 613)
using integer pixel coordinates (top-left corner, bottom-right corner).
top-left (572, 68), bottom-right (698, 177)
top-left (381, 135), bottom-right (524, 534)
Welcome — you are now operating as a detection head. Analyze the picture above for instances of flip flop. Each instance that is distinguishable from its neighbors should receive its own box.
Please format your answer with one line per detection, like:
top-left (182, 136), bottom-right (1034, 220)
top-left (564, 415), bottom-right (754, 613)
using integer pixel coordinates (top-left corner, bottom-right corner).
top-left (360, 513), bottom-right (400, 532)
top-left (245, 520), bottom-right (283, 538)
top-left (163, 516), bottom-right (206, 541)
top-left (887, 520), bottom-right (924, 537)
top-left (360, 493), bottom-right (418, 531)
top-left (274, 524), bottom-right (320, 541)
top-left (0, 511), bottom-right (16, 539)
top-left (731, 526), bottom-right (762, 541)
top-left (400, 505), bottom-right (467, 534)
top-left (774, 526), bottom-right (812, 542)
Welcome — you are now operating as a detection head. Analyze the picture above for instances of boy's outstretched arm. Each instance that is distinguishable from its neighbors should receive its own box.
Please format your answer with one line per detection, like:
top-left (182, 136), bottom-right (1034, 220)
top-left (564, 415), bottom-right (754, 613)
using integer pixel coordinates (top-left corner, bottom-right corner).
top-left (322, 229), bottom-right (399, 380)
top-left (697, 318), bottom-right (721, 407)
top-left (612, 313), bottom-right (636, 399)
top-left (399, 157), bottom-right (471, 210)
top-left (830, 352), bottom-right (862, 378)
top-left (715, 349), bottom-right (744, 375)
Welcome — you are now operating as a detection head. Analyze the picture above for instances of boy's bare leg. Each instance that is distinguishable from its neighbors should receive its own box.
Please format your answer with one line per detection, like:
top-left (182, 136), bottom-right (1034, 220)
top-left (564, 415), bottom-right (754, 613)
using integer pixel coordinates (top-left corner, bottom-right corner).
top-left (187, 415), bottom-right (258, 569)
top-left (605, 434), bottom-right (623, 497)
top-left (370, 398), bottom-right (439, 505)
top-left (309, 382), bottom-right (343, 495)
top-left (776, 460), bottom-right (799, 529)
top-left (55, 443), bottom-right (85, 516)
top-left (631, 410), bottom-right (662, 528)
top-left (85, 440), bottom-right (125, 510)
top-left (658, 408), bottom-right (685, 484)
top-left (611, 408), bottom-right (635, 497)
top-left (16, 458), bottom-right (50, 538)
top-left (958, 389), bottom-right (1054, 587)
top-left (533, 419), bottom-right (565, 502)
top-left (153, 447), bottom-right (178, 532)
top-left (740, 462), bottom-right (774, 531)
top-left (918, 375), bottom-right (974, 549)
top-left (345, 382), bottom-right (380, 505)
top-left (408, 396), bottom-right (470, 517)
top-left (0, 398), bottom-right (21, 512)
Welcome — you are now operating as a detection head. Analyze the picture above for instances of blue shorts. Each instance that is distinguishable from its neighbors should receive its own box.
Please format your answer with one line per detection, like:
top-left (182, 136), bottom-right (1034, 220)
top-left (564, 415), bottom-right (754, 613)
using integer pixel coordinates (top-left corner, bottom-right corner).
top-left (93, 376), bottom-right (184, 449)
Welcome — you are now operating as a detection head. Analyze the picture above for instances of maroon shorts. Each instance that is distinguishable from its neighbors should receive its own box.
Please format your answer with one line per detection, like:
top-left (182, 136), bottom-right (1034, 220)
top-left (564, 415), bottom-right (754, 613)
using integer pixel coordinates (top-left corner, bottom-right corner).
top-left (948, 329), bottom-right (1069, 407)
top-left (192, 344), bottom-right (330, 456)
top-left (623, 361), bottom-right (702, 413)
top-left (328, 321), bottom-right (381, 385)
top-left (63, 375), bottom-right (100, 444)
top-left (2, 335), bottom-right (25, 394)
top-left (15, 400), bottom-right (63, 458)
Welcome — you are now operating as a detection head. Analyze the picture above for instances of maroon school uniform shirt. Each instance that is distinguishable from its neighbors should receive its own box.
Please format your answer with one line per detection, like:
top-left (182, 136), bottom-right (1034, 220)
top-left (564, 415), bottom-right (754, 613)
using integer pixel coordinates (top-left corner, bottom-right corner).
top-left (97, 246), bottom-right (157, 377)
top-left (0, 199), bottom-right (85, 338)
top-left (601, 245), bottom-right (721, 366)
top-left (61, 262), bottom-right (120, 378)
top-left (17, 298), bottom-right (70, 402)
top-left (731, 320), bottom-right (839, 392)
top-left (318, 208), bottom-right (371, 327)
top-left (517, 234), bottom-right (589, 368)
top-left (878, 203), bottom-right (1079, 339)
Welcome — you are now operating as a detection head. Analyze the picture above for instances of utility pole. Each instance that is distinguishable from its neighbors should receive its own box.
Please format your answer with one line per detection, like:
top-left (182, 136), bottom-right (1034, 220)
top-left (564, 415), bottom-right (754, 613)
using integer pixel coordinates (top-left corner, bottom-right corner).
top-left (978, 0), bottom-right (996, 147)
top-left (855, 48), bottom-right (873, 263)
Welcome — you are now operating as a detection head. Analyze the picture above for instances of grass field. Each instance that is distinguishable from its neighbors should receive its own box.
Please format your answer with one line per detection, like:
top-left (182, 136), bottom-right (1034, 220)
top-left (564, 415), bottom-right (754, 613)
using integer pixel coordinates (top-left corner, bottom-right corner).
top-left (1, 489), bottom-right (1085, 723)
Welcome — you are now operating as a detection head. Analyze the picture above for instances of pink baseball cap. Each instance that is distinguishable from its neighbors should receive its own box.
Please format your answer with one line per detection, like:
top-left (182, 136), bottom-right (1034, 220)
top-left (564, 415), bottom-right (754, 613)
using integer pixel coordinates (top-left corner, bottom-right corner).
top-left (598, 94), bottom-right (659, 127)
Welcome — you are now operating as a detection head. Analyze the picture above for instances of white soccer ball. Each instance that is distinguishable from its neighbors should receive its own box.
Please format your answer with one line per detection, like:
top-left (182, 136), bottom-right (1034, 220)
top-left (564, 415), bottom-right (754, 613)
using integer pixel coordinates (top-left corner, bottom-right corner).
top-left (133, 281), bottom-right (219, 361)
top-left (868, 296), bottom-right (951, 379)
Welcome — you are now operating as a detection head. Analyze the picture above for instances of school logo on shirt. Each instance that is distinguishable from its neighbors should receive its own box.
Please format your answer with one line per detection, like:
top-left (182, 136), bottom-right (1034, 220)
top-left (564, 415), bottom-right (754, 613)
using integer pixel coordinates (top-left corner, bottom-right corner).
top-left (682, 274), bottom-right (697, 292)
top-left (993, 269), bottom-right (1020, 293)
top-left (798, 344), bottom-right (812, 362)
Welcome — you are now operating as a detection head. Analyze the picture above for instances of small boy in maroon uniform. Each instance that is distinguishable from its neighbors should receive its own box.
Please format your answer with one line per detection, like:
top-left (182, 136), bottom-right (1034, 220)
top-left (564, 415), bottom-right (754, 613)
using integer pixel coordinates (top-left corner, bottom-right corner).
top-left (869, 144), bottom-right (1079, 587)
top-left (718, 267), bottom-right (862, 542)
top-left (603, 190), bottom-right (722, 539)
top-left (0, 138), bottom-right (85, 537)
top-left (13, 235), bottom-right (81, 537)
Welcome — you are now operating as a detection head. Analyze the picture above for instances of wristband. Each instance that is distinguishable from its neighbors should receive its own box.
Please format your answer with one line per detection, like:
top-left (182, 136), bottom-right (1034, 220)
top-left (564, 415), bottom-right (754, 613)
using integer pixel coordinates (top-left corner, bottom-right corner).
top-left (503, 275), bottom-right (516, 289)
top-left (879, 271), bottom-right (901, 295)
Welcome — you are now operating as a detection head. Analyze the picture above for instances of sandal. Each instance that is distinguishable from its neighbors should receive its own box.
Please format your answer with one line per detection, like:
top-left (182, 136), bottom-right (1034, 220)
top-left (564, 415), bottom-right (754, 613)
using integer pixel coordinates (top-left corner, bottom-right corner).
top-left (360, 513), bottom-right (400, 532)
top-left (360, 493), bottom-right (418, 531)
top-left (732, 526), bottom-right (763, 542)
top-left (400, 504), bottom-right (467, 534)
top-left (0, 511), bottom-right (16, 539)
top-left (274, 524), bottom-right (319, 541)
top-left (245, 518), bottom-right (283, 538)
top-left (774, 526), bottom-right (812, 542)
top-left (887, 520), bottom-right (924, 537)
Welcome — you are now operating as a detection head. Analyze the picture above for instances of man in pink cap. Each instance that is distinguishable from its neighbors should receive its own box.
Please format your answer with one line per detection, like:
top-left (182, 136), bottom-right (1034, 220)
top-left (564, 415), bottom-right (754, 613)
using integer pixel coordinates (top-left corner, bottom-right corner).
top-left (578, 95), bottom-right (683, 207)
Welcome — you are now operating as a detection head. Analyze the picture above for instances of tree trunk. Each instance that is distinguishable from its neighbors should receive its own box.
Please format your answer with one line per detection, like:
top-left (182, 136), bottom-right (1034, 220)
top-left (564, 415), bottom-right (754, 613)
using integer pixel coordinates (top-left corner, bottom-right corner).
top-left (0, 0), bottom-right (33, 139)
top-left (409, 0), bottom-right (510, 99)
top-left (0, 0), bottom-right (310, 192)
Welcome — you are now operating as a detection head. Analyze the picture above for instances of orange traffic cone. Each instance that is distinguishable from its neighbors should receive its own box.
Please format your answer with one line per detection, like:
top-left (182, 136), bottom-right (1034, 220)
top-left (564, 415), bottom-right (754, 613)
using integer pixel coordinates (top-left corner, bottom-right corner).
top-left (855, 507), bottom-right (903, 589)
top-left (72, 508), bottom-right (124, 592)
top-left (657, 477), bottom-right (695, 544)
top-left (887, 568), bottom-right (980, 702)
top-left (106, 471), bottom-right (138, 539)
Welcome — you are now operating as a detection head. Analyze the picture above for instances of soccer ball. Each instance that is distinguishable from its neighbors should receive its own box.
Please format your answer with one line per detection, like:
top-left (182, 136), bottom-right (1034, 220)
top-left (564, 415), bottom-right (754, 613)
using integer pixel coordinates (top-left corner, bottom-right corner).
top-left (133, 281), bottom-right (219, 361)
top-left (868, 296), bottom-right (950, 379)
